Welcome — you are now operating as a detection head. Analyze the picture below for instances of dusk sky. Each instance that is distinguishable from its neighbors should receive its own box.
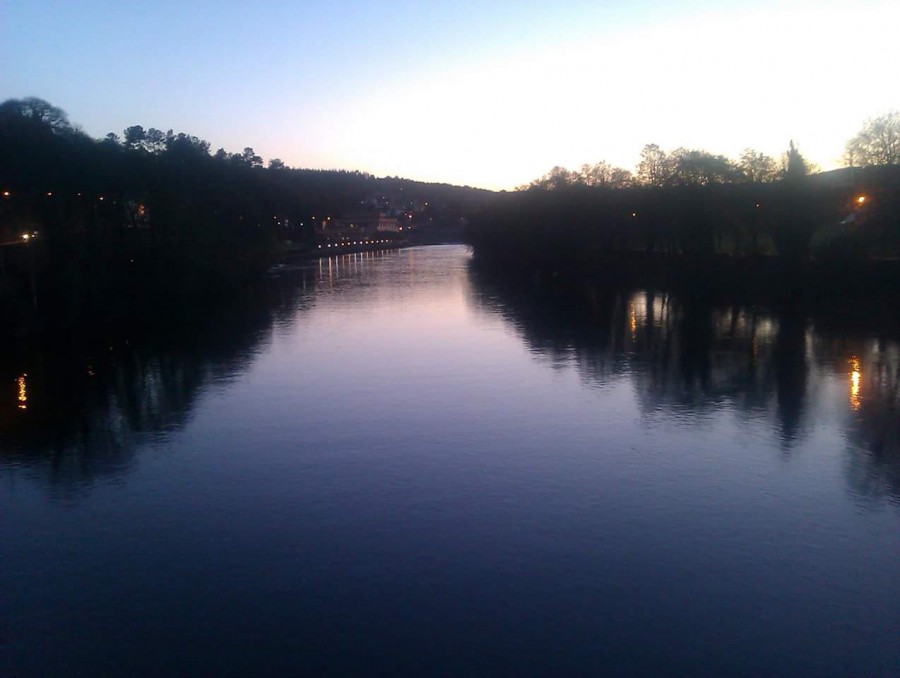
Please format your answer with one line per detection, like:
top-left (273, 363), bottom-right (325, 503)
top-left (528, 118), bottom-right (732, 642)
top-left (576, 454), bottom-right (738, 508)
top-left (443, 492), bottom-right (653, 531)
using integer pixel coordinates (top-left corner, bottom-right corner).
top-left (3, 0), bottom-right (897, 189)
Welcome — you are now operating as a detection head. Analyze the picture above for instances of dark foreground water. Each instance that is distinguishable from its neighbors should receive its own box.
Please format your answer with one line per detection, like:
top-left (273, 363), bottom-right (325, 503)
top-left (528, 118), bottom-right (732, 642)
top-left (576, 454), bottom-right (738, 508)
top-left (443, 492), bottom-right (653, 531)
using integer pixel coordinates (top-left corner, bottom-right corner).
top-left (2, 245), bottom-right (899, 675)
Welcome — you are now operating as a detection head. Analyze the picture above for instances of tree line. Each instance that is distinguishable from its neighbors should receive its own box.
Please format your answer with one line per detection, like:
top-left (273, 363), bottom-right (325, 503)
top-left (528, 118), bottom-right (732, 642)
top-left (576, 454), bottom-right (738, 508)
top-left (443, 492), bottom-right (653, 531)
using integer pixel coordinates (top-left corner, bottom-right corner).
top-left (0, 97), bottom-right (490, 331)
top-left (467, 114), bottom-right (900, 283)
top-left (523, 112), bottom-right (898, 191)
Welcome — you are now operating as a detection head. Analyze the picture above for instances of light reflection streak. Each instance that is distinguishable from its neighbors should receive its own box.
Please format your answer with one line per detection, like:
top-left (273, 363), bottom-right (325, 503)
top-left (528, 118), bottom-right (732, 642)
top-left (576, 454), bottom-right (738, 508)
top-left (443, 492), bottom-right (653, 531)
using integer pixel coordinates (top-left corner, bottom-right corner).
top-left (17, 373), bottom-right (27, 410)
top-left (850, 356), bottom-right (862, 411)
top-left (628, 291), bottom-right (672, 331)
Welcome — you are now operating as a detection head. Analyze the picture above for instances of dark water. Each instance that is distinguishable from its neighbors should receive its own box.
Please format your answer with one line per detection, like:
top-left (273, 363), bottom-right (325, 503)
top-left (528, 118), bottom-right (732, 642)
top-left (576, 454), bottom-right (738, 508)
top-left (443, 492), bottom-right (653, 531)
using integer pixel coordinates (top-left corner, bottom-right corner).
top-left (2, 245), bottom-right (899, 675)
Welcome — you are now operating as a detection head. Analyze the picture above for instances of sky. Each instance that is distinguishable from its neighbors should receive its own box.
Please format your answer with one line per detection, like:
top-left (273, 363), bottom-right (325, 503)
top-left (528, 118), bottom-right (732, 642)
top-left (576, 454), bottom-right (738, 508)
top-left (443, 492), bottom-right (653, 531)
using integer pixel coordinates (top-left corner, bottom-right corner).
top-left (2, 0), bottom-right (898, 190)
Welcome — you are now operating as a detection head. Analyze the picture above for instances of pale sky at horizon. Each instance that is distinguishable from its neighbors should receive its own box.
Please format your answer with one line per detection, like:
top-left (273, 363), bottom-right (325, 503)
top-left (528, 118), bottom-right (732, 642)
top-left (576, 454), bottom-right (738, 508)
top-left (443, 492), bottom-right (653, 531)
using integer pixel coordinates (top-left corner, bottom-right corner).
top-left (2, 0), bottom-right (897, 190)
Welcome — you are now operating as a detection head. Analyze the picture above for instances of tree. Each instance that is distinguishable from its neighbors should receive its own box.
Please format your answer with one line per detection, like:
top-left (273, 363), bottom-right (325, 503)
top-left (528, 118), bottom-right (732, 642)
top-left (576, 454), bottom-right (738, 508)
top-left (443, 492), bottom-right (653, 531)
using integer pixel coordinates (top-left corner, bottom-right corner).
top-left (145, 128), bottom-right (167, 154)
top-left (774, 141), bottom-right (815, 260)
top-left (0, 97), bottom-right (73, 134)
top-left (738, 148), bottom-right (779, 183)
top-left (268, 158), bottom-right (286, 170)
top-left (782, 140), bottom-right (808, 182)
top-left (165, 132), bottom-right (211, 158)
top-left (233, 147), bottom-right (262, 168)
top-left (124, 125), bottom-right (146, 150)
top-left (845, 111), bottom-right (900, 167)
top-left (122, 126), bottom-right (169, 153)
top-left (671, 148), bottom-right (736, 185)
top-left (637, 144), bottom-right (675, 186)
top-left (524, 166), bottom-right (580, 190)
top-left (578, 161), bottom-right (632, 188)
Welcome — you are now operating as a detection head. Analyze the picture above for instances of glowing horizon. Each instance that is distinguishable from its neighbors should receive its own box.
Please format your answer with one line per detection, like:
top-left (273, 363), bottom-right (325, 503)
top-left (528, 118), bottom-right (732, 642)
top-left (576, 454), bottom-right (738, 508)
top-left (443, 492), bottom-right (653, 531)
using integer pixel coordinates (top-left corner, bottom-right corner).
top-left (2, 0), bottom-right (897, 190)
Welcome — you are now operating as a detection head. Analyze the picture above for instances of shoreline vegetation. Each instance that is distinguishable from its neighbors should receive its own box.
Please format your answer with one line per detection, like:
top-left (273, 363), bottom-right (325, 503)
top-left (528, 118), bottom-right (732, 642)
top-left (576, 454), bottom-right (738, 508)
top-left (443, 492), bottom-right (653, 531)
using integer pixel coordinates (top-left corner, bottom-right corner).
top-left (465, 164), bottom-right (900, 304)
top-left (2, 96), bottom-right (898, 334)
top-left (465, 119), bottom-right (900, 304)
top-left (0, 97), bottom-right (488, 334)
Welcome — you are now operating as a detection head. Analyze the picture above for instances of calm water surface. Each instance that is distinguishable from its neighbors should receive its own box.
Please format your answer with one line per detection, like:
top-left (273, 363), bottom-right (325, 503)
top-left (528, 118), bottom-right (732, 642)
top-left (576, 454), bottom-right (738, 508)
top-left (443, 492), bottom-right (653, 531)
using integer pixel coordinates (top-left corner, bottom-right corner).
top-left (2, 245), bottom-right (899, 675)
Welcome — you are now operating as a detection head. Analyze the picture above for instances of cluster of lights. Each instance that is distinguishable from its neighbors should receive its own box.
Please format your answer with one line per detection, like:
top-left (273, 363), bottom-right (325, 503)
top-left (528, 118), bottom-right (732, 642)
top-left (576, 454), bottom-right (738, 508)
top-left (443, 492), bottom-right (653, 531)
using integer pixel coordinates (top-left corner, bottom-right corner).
top-left (318, 239), bottom-right (394, 249)
top-left (2, 191), bottom-right (118, 201)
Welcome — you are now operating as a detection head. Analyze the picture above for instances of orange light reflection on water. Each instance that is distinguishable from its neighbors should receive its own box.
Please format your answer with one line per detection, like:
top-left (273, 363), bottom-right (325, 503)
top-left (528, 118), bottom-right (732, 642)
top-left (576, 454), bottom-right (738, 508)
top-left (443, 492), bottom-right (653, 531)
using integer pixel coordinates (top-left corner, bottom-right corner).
top-left (17, 374), bottom-right (27, 410)
top-left (849, 357), bottom-right (861, 411)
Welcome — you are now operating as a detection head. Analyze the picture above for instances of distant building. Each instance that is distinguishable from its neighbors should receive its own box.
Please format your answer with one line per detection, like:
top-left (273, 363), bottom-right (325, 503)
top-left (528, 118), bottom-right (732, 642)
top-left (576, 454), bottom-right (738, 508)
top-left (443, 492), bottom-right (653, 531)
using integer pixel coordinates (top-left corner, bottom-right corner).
top-left (330, 212), bottom-right (400, 233)
top-left (375, 214), bottom-right (401, 232)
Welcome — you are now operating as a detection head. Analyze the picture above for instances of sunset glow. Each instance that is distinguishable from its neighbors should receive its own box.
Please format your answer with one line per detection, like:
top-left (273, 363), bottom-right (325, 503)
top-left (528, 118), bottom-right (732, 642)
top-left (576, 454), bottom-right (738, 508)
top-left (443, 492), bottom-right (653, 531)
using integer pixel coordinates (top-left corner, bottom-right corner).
top-left (2, 0), bottom-right (898, 188)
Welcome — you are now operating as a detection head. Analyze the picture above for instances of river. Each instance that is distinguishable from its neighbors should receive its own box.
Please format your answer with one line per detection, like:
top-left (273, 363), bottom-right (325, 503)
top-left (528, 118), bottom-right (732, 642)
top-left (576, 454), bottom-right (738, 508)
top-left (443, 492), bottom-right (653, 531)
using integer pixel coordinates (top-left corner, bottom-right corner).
top-left (2, 245), bottom-right (899, 675)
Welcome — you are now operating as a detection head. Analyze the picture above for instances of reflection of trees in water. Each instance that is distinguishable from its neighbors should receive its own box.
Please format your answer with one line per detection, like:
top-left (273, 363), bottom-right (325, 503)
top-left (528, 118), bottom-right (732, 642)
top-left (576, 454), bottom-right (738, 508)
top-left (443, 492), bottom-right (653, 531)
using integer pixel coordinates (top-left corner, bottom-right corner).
top-left (590, 294), bottom-right (809, 447)
top-left (810, 336), bottom-right (900, 505)
top-left (472, 280), bottom-right (631, 386)
top-left (469, 264), bottom-right (900, 503)
top-left (0, 269), bottom-right (314, 497)
top-left (771, 314), bottom-right (809, 447)
top-left (468, 270), bottom-right (802, 434)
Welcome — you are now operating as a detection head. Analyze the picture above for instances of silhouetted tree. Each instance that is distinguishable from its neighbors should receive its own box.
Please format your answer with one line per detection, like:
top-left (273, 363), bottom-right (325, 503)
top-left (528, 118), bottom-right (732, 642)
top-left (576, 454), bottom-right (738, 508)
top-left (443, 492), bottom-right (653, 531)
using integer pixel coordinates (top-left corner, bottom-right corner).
top-left (524, 165), bottom-right (580, 190)
top-left (738, 149), bottom-right (779, 183)
top-left (0, 97), bottom-right (73, 134)
top-left (234, 147), bottom-right (262, 168)
top-left (637, 144), bottom-right (675, 186)
top-left (845, 111), bottom-right (900, 167)
top-left (671, 148), bottom-right (737, 185)
top-left (123, 125), bottom-right (146, 150)
top-left (165, 132), bottom-right (210, 157)
top-left (145, 128), bottom-right (167, 154)
top-left (579, 161), bottom-right (632, 188)
top-left (782, 140), bottom-right (808, 182)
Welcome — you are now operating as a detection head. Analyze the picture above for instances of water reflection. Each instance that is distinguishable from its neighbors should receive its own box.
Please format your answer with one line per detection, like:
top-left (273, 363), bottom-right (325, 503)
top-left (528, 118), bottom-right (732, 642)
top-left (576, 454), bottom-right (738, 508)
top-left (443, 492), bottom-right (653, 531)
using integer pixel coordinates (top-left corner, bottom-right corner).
top-left (849, 356), bottom-right (862, 411)
top-left (468, 264), bottom-right (900, 505)
top-left (1, 246), bottom-right (898, 675)
top-left (0, 268), bottom-right (315, 497)
top-left (16, 373), bottom-right (27, 410)
top-left (3, 246), bottom-right (898, 512)
top-left (822, 340), bottom-right (900, 506)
